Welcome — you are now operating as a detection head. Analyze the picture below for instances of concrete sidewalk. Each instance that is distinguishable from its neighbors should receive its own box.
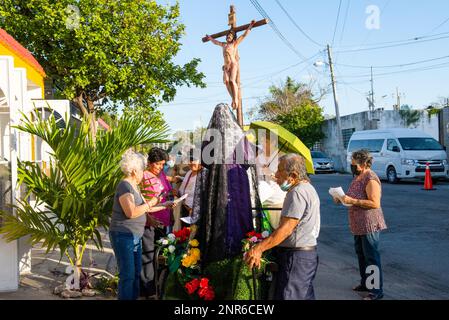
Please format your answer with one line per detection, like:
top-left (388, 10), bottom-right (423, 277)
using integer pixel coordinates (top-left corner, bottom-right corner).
top-left (0, 234), bottom-right (117, 300)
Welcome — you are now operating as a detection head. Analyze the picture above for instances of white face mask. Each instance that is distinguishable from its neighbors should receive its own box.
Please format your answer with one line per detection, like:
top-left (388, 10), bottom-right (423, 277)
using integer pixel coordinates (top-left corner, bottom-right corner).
top-left (166, 160), bottom-right (175, 168)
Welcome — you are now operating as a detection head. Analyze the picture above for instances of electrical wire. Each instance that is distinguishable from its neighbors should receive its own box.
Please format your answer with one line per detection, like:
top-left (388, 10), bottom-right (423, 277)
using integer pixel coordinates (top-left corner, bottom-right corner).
top-left (334, 54), bottom-right (449, 69)
top-left (334, 34), bottom-right (449, 53)
top-left (274, 0), bottom-right (325, 47)
top-left (250, 0), bottom-right (308, 60)
top-left (338, 0), bottom-right (351, 45)
top-left (331, 0), bottom-right (343, 46)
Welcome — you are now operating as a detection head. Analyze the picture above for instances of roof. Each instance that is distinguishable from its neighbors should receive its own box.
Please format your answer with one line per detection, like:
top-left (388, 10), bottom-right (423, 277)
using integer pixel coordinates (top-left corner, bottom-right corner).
top-left (352, 128), bottom-right (432, 138)
top-left (0, 28), bottom-right (46, 77)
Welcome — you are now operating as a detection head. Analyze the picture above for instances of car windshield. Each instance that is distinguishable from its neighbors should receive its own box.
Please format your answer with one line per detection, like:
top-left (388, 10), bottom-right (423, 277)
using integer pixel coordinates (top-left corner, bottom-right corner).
top-left (311, 151), bottom-right (327, 158)
top-left (398, 138), bottom-right (443, 151)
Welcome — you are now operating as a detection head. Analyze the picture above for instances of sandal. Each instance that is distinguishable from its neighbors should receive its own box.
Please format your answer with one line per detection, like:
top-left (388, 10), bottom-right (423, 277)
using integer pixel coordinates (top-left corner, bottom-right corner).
top-left (352, 285), bottom-right (369, 292)
top-left (363, 293), bottom-right (384, 301)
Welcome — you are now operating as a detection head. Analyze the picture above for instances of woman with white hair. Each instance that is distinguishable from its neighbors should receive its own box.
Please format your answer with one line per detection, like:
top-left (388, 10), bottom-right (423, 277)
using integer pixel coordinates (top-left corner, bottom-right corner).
top-left (109, 150), bottom-right (171, 300)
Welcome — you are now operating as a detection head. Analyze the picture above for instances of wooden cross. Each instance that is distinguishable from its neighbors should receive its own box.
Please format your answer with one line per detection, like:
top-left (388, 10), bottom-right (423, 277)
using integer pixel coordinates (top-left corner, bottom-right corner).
top-left (202, 5), bottom-right (268, 128)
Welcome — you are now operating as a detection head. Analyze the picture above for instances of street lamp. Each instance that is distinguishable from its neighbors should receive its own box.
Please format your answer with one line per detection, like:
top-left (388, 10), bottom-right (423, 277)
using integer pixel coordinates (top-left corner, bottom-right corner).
top-left (314, 45), bottom-right (346, 172)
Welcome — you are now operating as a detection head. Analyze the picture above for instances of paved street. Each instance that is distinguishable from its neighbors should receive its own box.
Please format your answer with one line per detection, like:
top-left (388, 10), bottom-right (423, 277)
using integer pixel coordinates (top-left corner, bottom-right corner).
top-left (312, 173), bottom-right (449, 300)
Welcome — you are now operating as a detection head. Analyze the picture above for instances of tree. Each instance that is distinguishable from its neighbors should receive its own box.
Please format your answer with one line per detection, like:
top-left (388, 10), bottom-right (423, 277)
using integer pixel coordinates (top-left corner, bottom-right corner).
top-left (0, 0), bottom-right (205, 136)
top-left (254, 77), bottom-right (325, 148)
top-left (399, 105), bottom-right (421, 127)
top-left (0, 110), bottom-right (169, 289)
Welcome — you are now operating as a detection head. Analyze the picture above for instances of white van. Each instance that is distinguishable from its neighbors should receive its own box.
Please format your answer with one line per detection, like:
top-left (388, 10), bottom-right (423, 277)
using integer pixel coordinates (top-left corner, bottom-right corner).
top-left (347, 129), bottom-right (449, 183)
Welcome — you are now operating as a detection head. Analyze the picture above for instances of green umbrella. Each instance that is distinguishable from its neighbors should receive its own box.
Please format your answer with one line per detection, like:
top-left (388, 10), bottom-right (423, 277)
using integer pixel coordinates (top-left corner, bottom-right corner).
top-left (249, 121), bottom-right (315, 174)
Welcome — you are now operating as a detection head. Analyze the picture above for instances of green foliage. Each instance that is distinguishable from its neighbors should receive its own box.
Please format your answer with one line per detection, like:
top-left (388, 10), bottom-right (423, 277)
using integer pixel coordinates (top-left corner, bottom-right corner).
top-left (0, 110), bottom-right (169, 267)
top-left (0, 0), bottom-right (205, 114)
top-left (203, 257), bottom-right (268, 300)
top-left (399, 105), bottom-right (422, 127)
top-left (254, 77), bottom-right (325, 148)
top-left (94, 274), bottom-right (118, 296)
top-left (276, 104), bottom-right (325, 148)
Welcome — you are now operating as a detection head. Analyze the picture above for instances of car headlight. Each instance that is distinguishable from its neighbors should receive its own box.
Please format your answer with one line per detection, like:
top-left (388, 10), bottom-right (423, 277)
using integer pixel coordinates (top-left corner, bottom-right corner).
top-left (443, 160), bottom-right (448, 166)
top-left (401, 159), bottom-right (417, 166)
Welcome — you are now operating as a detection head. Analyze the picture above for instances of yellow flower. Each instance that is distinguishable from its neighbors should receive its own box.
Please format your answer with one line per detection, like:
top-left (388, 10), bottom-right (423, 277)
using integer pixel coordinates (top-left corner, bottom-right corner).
top-left (189, 239), bottom-right (199, 247)
top-left (182, 255), bottom-right (193, 267)
top-left (190, 248), bottom-right (201, 259)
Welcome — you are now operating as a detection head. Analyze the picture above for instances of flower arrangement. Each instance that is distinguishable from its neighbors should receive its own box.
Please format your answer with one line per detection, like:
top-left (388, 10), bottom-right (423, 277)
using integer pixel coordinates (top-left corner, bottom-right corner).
top-left (241, 230), bottom-right (270, 252)
top-left (157, 227), bottom-right (213, 299)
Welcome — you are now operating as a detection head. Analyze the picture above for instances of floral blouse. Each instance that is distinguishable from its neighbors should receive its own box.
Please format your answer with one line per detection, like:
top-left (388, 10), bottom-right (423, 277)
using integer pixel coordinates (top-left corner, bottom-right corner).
top-left (346, 170), bottom-right (387, 236)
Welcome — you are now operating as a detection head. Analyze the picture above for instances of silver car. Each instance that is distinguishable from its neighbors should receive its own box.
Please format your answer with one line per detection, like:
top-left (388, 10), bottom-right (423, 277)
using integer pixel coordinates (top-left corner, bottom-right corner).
top-left (311, 151), bottom-right (335, 173)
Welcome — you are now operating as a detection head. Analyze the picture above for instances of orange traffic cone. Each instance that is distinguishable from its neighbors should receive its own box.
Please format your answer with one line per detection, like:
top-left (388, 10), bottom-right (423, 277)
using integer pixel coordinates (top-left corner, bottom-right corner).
top-left (423, 162), bottom-right (436, 191)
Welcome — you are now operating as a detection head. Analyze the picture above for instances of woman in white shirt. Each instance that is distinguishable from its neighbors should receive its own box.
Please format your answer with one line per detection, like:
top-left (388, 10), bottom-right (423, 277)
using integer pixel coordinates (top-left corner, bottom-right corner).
top-left (178, 155), bottom-right (202, 224)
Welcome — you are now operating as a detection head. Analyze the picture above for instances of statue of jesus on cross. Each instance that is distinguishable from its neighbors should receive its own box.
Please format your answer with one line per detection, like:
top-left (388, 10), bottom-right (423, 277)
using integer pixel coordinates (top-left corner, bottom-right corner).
top-left (203, 6), bottom-right (268, 127)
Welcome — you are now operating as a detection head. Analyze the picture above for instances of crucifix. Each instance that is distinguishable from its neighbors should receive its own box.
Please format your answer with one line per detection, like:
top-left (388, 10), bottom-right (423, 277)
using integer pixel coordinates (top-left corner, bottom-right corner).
top-left (203, 5), bottom-right (268, 128)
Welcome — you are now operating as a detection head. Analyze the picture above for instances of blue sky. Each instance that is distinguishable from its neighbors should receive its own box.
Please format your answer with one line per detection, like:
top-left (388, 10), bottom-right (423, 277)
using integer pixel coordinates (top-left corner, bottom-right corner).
top-left (160, 0), bottom-right (449, 133)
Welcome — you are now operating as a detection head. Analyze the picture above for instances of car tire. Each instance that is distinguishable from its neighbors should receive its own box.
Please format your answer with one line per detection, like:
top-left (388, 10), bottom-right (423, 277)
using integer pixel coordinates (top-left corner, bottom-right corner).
top-left (387, 167), bottom-right (399, 184)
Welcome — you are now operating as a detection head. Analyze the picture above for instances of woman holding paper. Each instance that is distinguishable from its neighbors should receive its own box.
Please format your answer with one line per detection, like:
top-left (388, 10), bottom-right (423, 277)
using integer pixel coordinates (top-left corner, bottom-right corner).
top-left (337, 149), bottom-right (387, 301)
top-left (178, 152), bottom-right (203, 226)
top-left (140, 147), bottom-right (177, 298)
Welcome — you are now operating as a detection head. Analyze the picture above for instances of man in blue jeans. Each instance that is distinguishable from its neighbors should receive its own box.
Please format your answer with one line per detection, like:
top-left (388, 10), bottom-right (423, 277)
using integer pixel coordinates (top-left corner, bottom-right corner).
top-left (245, 154), bottom-right (321, 300)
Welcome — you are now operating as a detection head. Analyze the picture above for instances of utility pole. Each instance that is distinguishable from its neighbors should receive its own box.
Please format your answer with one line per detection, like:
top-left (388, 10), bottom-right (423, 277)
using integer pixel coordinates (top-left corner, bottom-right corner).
top-left (370, 67), bottom-right (375, 112)
top-left (327, 44), bottom-right (345, 171)
top-left (396, 87), bottom-right (401, 111)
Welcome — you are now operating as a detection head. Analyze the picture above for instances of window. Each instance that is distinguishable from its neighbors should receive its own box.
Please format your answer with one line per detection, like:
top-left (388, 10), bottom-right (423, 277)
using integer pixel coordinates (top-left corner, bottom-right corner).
top-left (398, 138), bottom-right (444, 151)
top-left (387, 139), bottom-right (400, 152)
top-left (311, 151), bottom-right (328, 158)
top-left (342, 128), bottom-right (356, 149)
top-left (348, 139), bottom-right (385, 153)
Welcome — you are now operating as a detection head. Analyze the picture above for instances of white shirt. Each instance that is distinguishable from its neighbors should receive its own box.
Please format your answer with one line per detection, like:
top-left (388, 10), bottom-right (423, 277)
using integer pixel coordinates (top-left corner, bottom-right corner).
top-left (179, 170), bottom-right (197, 208)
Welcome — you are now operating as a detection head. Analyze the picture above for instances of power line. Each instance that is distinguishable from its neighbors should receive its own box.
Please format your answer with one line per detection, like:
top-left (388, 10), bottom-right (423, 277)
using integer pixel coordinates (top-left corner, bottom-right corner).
top-left (274, 0), bottom-right (324, 47)
top-left (249, 0), bottom-right (308, 60)
top-left (334, 54), bottom-right (449, 69)
top-left (337, 61), bottom-right (449, 79)
top-left (334, 34), bottom-right (449, 53)
top-left (427, 15), bottom-right (449, 35)
top-left (331, 0), bottom-right (343, 46)
top-left (338, 0), bottom-right (351, 45)
top-left (334, 31), bottom-right (449, 49)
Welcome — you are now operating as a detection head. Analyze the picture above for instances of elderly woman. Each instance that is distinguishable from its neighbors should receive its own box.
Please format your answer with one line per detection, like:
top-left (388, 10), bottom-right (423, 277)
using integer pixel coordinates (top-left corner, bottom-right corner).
top-left (109, 151), bottom-right (169, 300)
top-left (245, 154), bottom-right (321, 300)
top-left (338, 149), bottom-right (387, 301)
top-left (178, 152), bottom-right (203, 224)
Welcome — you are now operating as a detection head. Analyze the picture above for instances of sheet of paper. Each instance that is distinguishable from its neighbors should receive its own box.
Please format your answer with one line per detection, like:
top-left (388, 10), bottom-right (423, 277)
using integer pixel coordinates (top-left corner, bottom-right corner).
top-left (180, 214), bottom-right (199, 225)
top-left (164, 194), bottom-right (189, 206)
top-left (174, 194), bottom-right (188, 204)
top-left (328, 187), bottom-right (353, 207)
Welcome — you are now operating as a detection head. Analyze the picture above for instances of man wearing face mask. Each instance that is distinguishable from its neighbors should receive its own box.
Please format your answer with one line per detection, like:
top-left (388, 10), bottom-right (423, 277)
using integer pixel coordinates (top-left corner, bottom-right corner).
top-left (336, 149), bottom-right (387, 301)
top-left (245, 153), bottom-right (321, 300)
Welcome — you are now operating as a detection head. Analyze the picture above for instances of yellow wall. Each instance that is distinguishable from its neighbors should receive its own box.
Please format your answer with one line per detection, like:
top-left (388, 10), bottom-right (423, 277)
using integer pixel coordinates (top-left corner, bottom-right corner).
top-left (0, 42), bottom-right (45, 97)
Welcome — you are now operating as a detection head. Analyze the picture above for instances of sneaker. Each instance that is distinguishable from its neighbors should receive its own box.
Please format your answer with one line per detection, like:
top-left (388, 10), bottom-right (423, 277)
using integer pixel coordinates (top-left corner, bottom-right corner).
top-left (363, 293), bottom-right (384, 301)
top-left (352, 285), bottom-right (369, 292)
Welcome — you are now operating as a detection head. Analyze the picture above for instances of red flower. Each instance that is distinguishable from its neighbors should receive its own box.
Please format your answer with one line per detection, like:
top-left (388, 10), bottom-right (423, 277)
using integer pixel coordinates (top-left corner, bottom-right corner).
top-left (185, 278), bottom-right (200, 295)
top-left (198, 286), bottom-right (215, 300)
top-left (246, 231), bottom-right (263, 239)
top-left (174, 227), bottom-right (191, 243)
top-left (199, 278), bottom-right (209, 288)
top-left (247, 231), bottom-right (257, 238)
top-left (204, 288), bottom-right (215, 301)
